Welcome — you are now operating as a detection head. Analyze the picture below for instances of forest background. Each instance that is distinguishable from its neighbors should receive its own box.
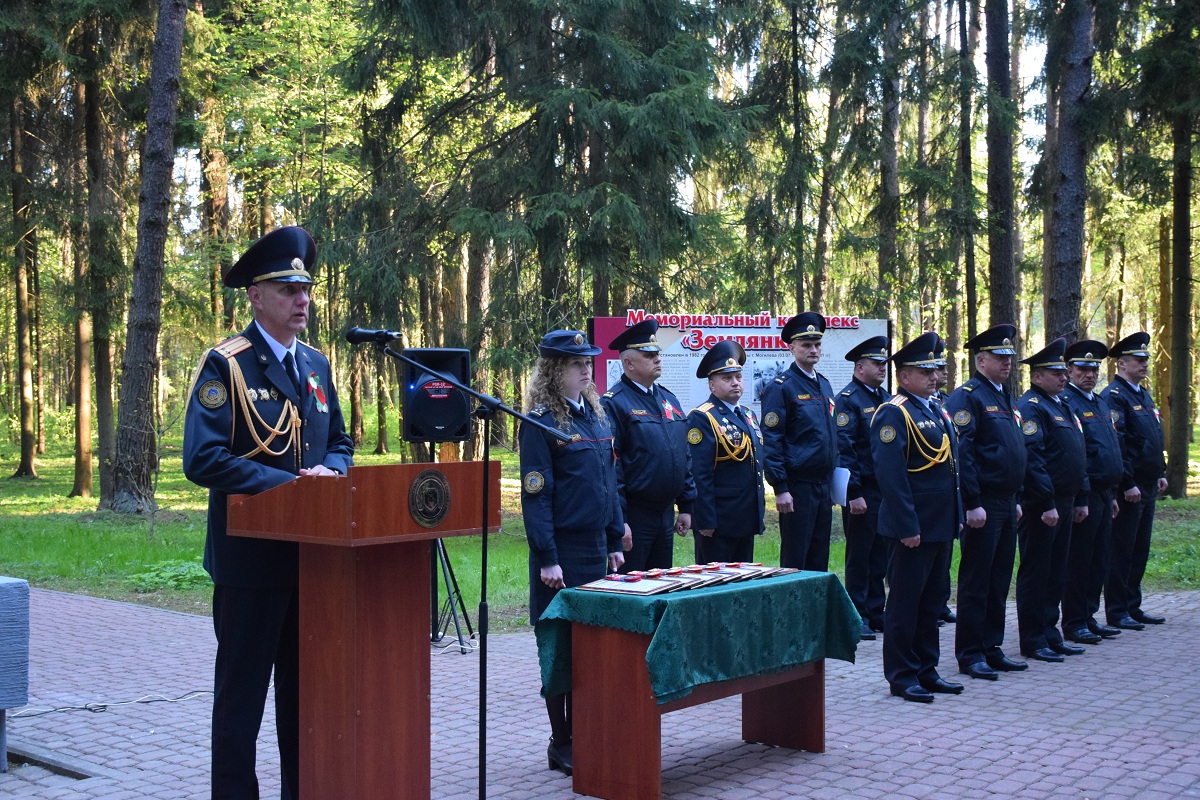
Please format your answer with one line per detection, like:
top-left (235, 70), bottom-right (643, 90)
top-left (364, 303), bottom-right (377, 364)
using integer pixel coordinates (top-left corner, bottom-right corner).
top-left (0, 0), bottom-right (1198, 521)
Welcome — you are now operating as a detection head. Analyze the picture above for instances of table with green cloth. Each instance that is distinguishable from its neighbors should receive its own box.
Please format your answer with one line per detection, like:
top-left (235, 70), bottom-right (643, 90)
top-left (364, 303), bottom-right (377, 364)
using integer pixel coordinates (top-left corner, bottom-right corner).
top-left (537, 570), bottom-right (860, 704)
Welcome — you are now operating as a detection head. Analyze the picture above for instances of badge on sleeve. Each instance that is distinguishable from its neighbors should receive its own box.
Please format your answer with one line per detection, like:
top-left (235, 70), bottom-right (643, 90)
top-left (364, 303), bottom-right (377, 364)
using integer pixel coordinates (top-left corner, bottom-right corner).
top-left (836, 412), bottom-right (850, 427)
top-left (879, 425), bottom-right (897, 443)
top-left (198, 380), bottom-right (228, 409)
top-left (523, 471), bottom-right (545, 494)
top-left (764, 412), bottom-right (780, 428)
top-left (953, 410), bottom-right (971, 427)
top-left (687, 428), bottom-right (703, 444)
top-left (1022, 420), bottom-right (1038, 436)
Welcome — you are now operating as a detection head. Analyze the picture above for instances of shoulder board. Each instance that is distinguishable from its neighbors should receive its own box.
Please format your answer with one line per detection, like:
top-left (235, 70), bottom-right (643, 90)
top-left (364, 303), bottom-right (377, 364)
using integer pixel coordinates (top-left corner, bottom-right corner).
top-left (531, 403), bottom-right (550, 415)
top-left (840, 390), bottom-right (852, 397)
top-left (214, 335), bottom-right (252, 358)
top-left (696, 402), bottom-right (714, 412)
top-left (774, 375), bottom-right (786, 384)
top-left (602, 391), bottom-right (615, 399)
top-left (888, 395), bottom-right (908, 406)
top-left (962, 385), bottom-right (975, 392)
top-left (1028, 396), bottom-right (1040, 404)
top-left (1108, 387), bottom-right (1121, 395)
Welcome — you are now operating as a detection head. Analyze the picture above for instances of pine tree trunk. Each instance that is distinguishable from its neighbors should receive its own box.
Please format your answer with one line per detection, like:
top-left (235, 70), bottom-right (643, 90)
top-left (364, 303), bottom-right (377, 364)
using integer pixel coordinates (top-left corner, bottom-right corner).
top-left (1165, 112), bottom-right (1192, 498)
top-left (878, 10), bottom-right (901, 326)
top-left (985, 0), bottom-right (1018, 336)
top-left (108, 0), bottom-right (188, 513)
top-left (70, 81), bottom-right (93, 498)
top-left (955, 0), bottom-right (979, 342)
top-left (10, 94), bottom-right (38, 478)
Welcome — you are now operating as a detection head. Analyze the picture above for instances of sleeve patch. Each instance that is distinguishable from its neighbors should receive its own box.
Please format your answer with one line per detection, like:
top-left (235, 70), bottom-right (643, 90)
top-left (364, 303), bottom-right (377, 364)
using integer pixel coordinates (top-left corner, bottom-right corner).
top-left (836, 412), bottom-right (850, 427)
top-left (764, 411), bottom-right (780, 428)
top-left (687, 427), bottom-right (703, 444)
top-left (879, 425), bottom-right (897, 443)
top-left (523, 471), bottom-right (545, 494)
top-left (1022, 420), bottom-right (1038, 436)
top-left (198, 380), bottom-right (228, 409)
top-left (953, 410), bottom-right (971, 427)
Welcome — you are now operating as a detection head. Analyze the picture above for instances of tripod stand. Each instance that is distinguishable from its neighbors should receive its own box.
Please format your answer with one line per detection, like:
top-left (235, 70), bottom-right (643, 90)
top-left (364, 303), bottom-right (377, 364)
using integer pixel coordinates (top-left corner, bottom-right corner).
top-left (431, 537), bottom-right (475, 653)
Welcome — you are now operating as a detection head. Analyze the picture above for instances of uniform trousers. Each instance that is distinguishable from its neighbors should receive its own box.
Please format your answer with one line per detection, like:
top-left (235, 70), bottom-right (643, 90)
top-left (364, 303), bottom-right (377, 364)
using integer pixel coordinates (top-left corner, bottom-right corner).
top-left (842, 485), bottom-right (887, 626)
top-left (619, 504), bottom-right (675, 572)
top-left (778, 479), bottom-right (832, 571)
top-left (883, 539), bottom-right (952, 689)
top-left (211, 584), bottom-right (299, 800)
top-left (1061, 487), bottom-right (1114, 633)
top-left (693, 532), bottom-right (754, 564)
top-left (1106, 483), bottom-right (1158, 622)
top-left (1015, 493), bottom-right (1075, 652)
top-left (955, 494), bottom-right (1018, 668)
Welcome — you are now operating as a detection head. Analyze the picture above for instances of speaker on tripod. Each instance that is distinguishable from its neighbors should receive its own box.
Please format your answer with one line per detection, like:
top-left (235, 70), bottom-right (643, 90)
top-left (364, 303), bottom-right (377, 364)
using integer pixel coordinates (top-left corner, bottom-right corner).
top-left (402, 348), bottom-right (472, 443)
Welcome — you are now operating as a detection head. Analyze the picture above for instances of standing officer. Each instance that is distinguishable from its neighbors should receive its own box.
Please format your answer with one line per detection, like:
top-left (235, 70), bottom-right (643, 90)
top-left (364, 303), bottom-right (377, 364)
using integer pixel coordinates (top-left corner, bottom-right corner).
top-left (871, 332), bottom-right (963, 703)
top-left (1059, 340), bottom-right (1124, 644)
top-left (761, 311), bottom-right (838, 571)
top-left (835, 335), bottom-right (891, 639)
top-left (686, 340), bottom-right (766, 563)
top-left (601, 318), bottom-right (695, 571)
top-left (184, 226), bottom-right (355, 800)
top-left (932, 336), bottom-right (957, 625)
top-left (1014, 339), bottom-right (1088, 663)
top-left (1101, 332), bottom-right (1168, 629)
top-left (945, 323), bottom-right (1028, 681)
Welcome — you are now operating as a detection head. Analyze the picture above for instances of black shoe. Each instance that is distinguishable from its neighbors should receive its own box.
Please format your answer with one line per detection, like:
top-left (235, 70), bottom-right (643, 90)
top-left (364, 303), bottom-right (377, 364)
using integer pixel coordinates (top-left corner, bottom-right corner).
top-left (1087, 619), bottom-right (1121, 637)
top-left (1130, 609), bottom-right (1165, 625)
top-left (1022, 647), bottom-right (1064, 663)
top-left (960, 662), bottom-right (999, 681)
top-left (890, 684), bottom-right (934, 703)
top-left (547, 739), bottom-right (573, 776)
top-left (869, 618), bottom-right (885, 632)
top-left (1109, 615), bottom-right (1145, 631)
top-left (985, 652), bottom-right (1029, 672)
top-left (920, 676), bottom-right (964, 694)
top-left (1065, 628), bottom-right (1102, 645)
top-left (1049, 641), bottom-right (1086, 656)
top-left (940, 610), bottom-right (957, 624)
top-left (860, 621), bottom-right (877, 641)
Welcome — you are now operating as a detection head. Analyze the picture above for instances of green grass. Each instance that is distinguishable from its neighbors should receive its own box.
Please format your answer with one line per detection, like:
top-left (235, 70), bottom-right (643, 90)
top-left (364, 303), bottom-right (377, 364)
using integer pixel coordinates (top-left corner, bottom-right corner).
top-left (0, 428), bottom-right (1196, 631)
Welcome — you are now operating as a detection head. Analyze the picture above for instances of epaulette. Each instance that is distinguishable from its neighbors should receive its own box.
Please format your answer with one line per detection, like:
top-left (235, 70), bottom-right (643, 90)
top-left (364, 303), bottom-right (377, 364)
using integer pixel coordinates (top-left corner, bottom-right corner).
top-left (530, 403), bottom-right (550, 415)
top-left (214, 335), bottom-right (252, 359)
top-left (888, 395), bottom-right (908, 406)
top-left (602, 391), bottom-right (615, 399)
top-left (696, 402), bottom-right (714, 413)
top-left (841, 390), bottom-right (852, 397)
top-left (962, 384), bottom-right (975, 392)
top-left (1109, 387), bottom-right (1121, 395)
top-left (774, 375), bottom-right (786, 384)
top-left (1029, 396), bottom-right (1040, 404)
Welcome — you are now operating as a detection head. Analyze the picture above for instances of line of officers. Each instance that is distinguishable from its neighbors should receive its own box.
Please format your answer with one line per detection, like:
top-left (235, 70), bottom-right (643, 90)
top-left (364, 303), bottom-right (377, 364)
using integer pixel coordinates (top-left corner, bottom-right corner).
top-left (520, 313), bottom-right (1169, 711)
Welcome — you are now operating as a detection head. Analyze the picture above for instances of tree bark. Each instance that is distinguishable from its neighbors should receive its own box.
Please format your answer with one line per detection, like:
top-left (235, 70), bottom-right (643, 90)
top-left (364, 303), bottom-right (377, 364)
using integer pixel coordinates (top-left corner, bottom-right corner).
top-left (10, 94), bottom-right (38, 478)
top-left (877, 8), bottom-right (902, 328)
top-left (108, 0), bottom-right (188, 513)
top-left (1165, 112), bottom-right (1192, 498)
top-left (985, 0), bottom-right (1018, 334)
top-left (70, 82), bottom-right (94, 498)
top-left (955, 0), bottom-right (980, 342)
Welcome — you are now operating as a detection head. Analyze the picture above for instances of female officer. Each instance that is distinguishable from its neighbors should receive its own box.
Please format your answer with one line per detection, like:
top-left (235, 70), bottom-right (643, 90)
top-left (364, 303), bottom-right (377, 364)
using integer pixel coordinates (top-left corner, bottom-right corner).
top-left (520, 329), bottom-right (625, 776)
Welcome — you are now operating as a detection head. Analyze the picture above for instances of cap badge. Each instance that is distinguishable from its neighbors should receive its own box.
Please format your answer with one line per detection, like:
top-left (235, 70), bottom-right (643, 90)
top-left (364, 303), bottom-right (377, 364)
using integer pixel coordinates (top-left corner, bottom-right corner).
top-left (291, 257), bottom-right (304, 271)
top-left (806, 325), bottom-right (816, 332)
top-left (573, 334), bottom-right (584, 345)
top-left (649, 335), bottom-right (657, 343)
top-left (725, 358), bottom-right (737, 368)
top-left (1002, 337), bottom-right (1012, 346)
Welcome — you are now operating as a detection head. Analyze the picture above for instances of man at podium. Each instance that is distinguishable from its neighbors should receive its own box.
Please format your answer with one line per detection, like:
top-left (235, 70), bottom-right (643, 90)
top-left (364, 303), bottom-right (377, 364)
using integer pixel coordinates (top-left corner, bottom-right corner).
top-left (183, 226), bottom-right (354, 799)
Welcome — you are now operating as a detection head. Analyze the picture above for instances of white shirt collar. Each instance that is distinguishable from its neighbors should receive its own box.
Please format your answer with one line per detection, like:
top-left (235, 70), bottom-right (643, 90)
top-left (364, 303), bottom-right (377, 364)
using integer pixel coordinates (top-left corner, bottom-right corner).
top-left (564, 395), bottom-right (584, 412)
top-left (797, 365), bottom-right (817, 380)
top-left (1069, 382), bottom-right (1094, 401)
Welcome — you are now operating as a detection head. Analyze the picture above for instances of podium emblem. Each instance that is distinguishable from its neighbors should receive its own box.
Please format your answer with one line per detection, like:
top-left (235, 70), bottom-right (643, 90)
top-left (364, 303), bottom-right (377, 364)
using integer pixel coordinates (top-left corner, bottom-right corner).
top-left (409, 468), bottom-right (452, 528)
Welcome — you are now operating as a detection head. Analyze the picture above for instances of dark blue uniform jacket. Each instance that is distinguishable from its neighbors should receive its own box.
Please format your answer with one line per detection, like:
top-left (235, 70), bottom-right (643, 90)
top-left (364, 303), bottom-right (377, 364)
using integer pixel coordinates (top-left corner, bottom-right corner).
top-left (836, 377), bottom-right (891, 501)
top-left (1061, 383), bottom-right (1124, 498)
top-left (1017, 386), bottom-right (1088, 516)
top-left (761, 363), bottom-right (837, 493)
top-left (183, 323), bottom-right (354, 588)
top-left (945, 373), bottom-right (1027, 508)
top-left (600, 376), bottom-right (696, 515)
top-left (685, 395), bottom-right (766, 539)
top-left (870, 390), bottom-right (962, 542)
top-left (1100, 376), bottom-right (1166, 491)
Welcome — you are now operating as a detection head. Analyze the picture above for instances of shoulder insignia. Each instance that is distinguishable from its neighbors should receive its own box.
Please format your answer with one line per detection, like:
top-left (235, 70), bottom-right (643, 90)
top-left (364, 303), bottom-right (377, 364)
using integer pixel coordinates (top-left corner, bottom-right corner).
top-left (953, 409), bottom-right (971, 427)
top-left (688, 427), bottom-right (703, 445)
top-left (774, 376), bottom-right (786, 384)
top-left (879, 425), bottom-right (897, 443)
top-left (198, 380), bottom-right (228, 409)
top-left (602, 391), bottom-right (615, 399)
top-left (214, 335), bottom-right (252, 359)
top-left (1109, 388), bottom-right (1121, 395)
top-left (697, 402), bottom-right (714, 412)
top-left (888, 395), bottom-right (908, 406)
top-left (836, 412), bottom-right (850, 427)
top-left (962, 384), bottom-right (975, 392)
top-left (1022, 420), bottom-right (1038, 436)
top-left (523, 471), bottom-right (545, 494)
top-left (530, 403), bottom-right (550, 416)
top-left (764, 411), bottom-right (780, 428)
top-left (841, 390), bottom-right (852, 397)
top-left (1029, 396), bottom-right (1040, 404)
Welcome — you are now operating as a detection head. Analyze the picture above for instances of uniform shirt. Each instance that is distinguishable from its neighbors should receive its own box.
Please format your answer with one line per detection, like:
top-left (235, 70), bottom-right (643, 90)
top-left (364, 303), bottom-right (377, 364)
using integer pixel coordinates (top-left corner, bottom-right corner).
top-left (519, 401), bottom-right (624, 568)
top-left (835, 377), bottom-right (891, 501)
top-left (869, 390), bottom-right (961, 542)
top-left (1100, 375), bottom-right (1166, 491)
top-left (1017, 386), bottom-right (1087, 516)
top-left (183, 323), bottom-right (354, 588)
top-left (1061, 382), bottom-right (1124, 496)
top-left (945, 373), bottom-right (1027, 508)
top-left (600, 375), bottom-right (696, 516)
top-left (760, 363), bottom-right (837, 493)
top-left (685, 395), bottom-right (766, 538)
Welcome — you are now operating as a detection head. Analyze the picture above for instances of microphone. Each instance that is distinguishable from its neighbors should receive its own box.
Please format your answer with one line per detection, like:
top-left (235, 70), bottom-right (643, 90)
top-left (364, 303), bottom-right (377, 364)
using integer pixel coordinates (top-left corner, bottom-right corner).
top-left (345, 327), bottom-right (402, 345)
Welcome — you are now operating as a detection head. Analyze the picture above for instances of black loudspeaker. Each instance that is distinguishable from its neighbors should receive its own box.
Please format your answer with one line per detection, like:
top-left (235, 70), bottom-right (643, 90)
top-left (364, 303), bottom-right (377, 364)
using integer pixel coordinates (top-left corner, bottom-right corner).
top-left (402, 348), bottom-right (472, 443)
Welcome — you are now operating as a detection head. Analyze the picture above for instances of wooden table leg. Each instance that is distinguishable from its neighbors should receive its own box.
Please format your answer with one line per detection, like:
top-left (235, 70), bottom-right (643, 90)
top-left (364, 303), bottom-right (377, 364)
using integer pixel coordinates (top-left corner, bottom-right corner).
top-left (572, 624), bottom-right (662, 800)
top-left (741, 660), bottom-right (825, 753)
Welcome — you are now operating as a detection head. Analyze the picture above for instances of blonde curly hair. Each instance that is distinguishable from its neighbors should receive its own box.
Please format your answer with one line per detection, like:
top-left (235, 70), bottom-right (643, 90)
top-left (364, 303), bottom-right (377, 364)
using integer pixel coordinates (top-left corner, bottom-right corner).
top-left (524, 356), bottom-right (606, 429)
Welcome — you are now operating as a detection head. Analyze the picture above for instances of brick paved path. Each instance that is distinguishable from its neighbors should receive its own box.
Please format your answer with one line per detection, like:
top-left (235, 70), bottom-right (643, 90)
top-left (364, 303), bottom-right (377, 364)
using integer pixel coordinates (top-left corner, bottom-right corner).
top-left (3, 588), bottom-right (1198, 799)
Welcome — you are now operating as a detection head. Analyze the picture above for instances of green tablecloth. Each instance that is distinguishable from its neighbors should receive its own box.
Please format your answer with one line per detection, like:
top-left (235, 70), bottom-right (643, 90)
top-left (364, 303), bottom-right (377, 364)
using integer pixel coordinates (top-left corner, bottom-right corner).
top-left (537, 570), bottom-right (860, 704)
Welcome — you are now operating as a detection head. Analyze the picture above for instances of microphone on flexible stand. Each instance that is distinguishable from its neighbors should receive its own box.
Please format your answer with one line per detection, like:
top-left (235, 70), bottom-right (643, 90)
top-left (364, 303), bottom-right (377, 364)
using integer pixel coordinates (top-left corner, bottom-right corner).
top-left (344, 327), bottom-right (403, 345)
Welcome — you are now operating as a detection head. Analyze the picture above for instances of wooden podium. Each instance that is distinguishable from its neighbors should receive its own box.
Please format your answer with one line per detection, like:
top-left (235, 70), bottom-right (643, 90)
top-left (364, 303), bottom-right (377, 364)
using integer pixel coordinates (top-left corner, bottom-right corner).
top-left (228, 461), bottom-right (501, 799)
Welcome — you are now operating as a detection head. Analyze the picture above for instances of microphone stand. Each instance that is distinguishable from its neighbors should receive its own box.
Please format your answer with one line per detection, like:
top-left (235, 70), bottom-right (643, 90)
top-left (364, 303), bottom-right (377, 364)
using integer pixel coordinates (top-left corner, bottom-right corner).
top-left (366, 341), bottom-right (570, 800)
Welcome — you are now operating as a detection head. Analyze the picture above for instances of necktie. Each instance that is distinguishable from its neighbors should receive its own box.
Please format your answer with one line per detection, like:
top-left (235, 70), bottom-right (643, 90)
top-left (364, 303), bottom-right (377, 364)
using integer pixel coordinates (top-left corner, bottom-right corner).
top-left (283, 351), bottom-right (303, 401)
